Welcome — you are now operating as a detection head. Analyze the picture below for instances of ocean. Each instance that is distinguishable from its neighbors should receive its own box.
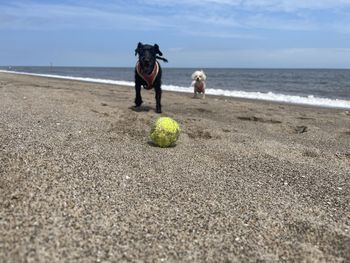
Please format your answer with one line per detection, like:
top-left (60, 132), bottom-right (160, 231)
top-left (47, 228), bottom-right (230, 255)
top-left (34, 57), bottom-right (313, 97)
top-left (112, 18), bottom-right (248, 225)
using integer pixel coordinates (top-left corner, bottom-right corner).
top-left (1, 66), bottom-right (349, 109)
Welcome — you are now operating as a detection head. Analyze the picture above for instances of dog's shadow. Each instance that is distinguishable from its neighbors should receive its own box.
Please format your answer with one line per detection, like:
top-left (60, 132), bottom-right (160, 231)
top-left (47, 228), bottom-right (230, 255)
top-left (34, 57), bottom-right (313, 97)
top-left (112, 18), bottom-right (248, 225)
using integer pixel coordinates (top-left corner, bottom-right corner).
top-left (129, 105), bottom-right (153, 112)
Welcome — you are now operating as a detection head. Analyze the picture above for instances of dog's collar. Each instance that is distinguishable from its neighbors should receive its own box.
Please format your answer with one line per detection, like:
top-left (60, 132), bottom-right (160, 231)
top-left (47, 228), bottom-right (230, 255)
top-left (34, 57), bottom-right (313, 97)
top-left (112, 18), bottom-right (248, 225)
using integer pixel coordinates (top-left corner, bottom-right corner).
top-left (136, 61), bottom-right (159, 90)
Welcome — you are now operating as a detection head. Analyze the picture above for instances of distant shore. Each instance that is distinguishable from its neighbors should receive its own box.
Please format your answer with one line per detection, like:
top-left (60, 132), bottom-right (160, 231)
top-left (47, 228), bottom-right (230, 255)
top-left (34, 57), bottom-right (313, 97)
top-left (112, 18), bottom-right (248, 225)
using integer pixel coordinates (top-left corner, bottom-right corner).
top-left (1, 72), bottom-right (349, 262)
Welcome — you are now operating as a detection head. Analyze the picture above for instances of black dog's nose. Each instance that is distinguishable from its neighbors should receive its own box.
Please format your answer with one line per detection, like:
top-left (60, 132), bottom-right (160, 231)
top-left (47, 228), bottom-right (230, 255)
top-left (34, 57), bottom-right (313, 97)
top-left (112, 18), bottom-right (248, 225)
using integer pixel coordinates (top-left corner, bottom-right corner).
top-left (142, 58), bottom-right (150, 65)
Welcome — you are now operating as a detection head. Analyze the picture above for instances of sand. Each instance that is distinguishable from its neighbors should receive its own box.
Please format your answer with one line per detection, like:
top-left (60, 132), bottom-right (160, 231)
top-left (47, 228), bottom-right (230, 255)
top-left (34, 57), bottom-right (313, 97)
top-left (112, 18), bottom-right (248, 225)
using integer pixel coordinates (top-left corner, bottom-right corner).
top-left (0, 72), bottom-right (349, 262)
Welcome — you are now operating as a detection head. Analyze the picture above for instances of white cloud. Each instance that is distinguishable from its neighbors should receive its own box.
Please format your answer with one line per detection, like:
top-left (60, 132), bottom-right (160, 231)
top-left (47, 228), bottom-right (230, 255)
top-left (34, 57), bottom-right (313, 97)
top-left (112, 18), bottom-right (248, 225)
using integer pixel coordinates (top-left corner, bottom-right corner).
top-left (242, 14), bottom-right (317, 31)
top-left (258, 0), bottom-right (350, 12)
top-left (1, 0), bottom-right (349, 34)
top-left (138, 0), bottom-right (350, 11)
top-left (135, 0), bottom-right (350, 34)
top-left (146, 0), bottom-right (350, 11)
top-left (0, 2), bottom-right (164, 30)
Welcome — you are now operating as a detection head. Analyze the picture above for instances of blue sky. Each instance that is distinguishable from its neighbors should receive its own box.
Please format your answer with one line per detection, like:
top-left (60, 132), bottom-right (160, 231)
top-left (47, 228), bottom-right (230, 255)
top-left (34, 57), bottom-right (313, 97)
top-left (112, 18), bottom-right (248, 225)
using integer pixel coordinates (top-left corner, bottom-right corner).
top-left (1, 0), bottom-right (350, 68)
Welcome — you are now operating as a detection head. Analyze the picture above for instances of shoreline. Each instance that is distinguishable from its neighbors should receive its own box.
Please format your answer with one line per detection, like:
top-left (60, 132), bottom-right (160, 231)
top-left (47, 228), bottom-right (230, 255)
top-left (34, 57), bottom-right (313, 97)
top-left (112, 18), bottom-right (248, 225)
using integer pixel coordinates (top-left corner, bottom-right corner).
top-left (1, 72), bottom-right (349, 262)
top-left (1, 69), bottom-right (349, 110)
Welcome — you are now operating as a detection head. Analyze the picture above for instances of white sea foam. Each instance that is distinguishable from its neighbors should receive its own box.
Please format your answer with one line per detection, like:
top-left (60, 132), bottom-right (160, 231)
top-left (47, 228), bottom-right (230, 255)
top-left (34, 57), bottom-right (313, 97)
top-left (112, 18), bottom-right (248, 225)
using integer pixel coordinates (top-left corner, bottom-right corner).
top-left (1, 70), bottom-right (349, 109)
top-left (0, 70), bottom-right (135, 87)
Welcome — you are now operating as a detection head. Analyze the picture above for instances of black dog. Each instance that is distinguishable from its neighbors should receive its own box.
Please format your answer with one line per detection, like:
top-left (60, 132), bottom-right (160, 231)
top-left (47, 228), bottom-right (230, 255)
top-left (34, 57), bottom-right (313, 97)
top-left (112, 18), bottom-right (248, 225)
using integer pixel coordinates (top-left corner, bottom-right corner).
top-left (134, 42), bottom-right (168, 113)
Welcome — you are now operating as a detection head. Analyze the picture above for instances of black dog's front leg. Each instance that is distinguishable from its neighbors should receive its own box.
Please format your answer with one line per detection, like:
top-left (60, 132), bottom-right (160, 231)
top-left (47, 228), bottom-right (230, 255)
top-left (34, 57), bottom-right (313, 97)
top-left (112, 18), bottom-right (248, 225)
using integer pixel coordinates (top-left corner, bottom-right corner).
top-left (155, 85), bottom-right (162, 113)
top-left (134, 82), bottom-right (143, 108)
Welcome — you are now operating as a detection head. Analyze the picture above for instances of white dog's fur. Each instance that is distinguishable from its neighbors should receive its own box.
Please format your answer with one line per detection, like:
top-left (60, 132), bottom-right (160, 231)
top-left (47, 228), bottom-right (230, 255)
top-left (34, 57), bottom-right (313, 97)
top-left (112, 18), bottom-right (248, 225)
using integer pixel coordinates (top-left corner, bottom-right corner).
top-left (191, 70), bottom-right (206, 99)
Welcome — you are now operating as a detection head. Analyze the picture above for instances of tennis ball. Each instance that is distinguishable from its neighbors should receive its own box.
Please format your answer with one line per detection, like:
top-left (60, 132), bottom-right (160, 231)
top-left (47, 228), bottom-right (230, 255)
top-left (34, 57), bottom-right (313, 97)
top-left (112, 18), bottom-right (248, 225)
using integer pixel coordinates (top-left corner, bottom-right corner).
top-left (150, 117), bottom-right (181, 148)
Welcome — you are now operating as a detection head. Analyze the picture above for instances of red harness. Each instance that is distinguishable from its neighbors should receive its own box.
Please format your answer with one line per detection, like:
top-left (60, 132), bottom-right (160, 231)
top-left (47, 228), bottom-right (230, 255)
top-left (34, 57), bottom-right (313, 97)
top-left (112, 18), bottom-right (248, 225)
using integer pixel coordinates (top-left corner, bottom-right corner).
top-left (136, 61), bottom-right (159, 90)
top-left (194, 81), bottom-right (205, 93)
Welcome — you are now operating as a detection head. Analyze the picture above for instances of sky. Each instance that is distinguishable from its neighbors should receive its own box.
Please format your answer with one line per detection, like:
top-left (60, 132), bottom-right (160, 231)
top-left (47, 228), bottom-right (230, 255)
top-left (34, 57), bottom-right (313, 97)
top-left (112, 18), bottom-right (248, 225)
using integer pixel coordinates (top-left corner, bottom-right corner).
top-left (1, 0), bottom-right (350, 68)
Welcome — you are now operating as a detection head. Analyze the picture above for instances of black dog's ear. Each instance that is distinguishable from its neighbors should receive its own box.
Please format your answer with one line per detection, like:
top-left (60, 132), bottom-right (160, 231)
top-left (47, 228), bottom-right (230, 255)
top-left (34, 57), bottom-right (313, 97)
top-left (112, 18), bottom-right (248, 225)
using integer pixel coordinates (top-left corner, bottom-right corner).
top-left (135, 42), bottom-right (143, 56)
top-left (154, 44), bottom-right (163, 56)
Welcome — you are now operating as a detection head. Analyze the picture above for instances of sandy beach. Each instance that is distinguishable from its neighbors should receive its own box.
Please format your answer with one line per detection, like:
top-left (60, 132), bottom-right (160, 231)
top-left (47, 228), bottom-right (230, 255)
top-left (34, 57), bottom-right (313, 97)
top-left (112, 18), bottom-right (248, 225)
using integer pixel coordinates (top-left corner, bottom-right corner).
top-left (0, 72), bottom-right (349, 262)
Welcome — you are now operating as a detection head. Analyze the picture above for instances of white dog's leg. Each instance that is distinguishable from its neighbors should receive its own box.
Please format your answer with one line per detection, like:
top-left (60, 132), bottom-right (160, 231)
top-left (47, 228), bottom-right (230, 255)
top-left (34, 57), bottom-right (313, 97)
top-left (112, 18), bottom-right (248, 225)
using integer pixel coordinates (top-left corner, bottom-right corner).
top-left (192, 81), bottom-right (197, 98)
top-left (202, 82), bottom-right (206, 99)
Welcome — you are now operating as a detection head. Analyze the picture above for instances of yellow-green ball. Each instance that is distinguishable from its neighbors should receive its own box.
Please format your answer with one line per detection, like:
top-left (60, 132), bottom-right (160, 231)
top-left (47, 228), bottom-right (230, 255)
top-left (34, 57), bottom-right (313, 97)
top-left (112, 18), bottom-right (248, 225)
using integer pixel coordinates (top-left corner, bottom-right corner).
top-left (150, 117), bottom-right (181, 148)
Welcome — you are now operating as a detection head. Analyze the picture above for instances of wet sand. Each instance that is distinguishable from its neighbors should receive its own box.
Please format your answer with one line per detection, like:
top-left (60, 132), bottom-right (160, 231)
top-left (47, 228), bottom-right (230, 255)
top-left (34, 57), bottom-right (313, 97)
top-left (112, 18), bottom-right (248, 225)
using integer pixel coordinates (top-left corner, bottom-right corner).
top-left (0, 72), bottom-right (349, 262)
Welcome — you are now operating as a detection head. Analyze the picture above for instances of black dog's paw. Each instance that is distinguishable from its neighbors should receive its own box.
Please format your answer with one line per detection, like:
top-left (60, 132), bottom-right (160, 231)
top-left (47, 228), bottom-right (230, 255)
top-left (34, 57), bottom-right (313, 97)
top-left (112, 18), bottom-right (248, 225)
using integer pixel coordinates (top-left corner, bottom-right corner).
top-left (134, 106), bottom-right (142, 112)
top-left (156, 104), bottom-right (162, 113)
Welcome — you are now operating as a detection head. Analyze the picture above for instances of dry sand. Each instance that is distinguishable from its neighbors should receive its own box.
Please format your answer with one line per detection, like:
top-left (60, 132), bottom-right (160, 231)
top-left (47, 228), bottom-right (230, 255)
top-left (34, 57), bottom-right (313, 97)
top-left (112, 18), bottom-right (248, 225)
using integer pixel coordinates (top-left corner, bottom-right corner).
top-left (0, 72), bottom-right (349, 262)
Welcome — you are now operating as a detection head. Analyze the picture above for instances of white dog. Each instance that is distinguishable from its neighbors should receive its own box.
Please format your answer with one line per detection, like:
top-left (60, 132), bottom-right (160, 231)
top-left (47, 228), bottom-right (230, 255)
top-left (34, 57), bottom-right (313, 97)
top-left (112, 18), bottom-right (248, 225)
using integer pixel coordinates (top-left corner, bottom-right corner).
top-left (191, 70), bottom-right (206, 99)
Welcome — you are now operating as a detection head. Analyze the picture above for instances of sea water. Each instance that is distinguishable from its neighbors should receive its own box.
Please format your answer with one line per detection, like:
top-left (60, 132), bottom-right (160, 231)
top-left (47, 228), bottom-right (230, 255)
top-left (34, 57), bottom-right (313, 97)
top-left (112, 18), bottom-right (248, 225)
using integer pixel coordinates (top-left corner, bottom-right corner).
top-left (1, 66), bottom-right (349, 109)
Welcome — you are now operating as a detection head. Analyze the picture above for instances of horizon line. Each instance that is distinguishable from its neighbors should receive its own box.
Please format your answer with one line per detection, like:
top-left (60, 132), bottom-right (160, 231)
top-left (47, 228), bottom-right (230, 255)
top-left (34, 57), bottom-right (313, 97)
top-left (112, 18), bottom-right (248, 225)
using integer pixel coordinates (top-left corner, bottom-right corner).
top-left (1, 65), bottom-right (350, 70)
